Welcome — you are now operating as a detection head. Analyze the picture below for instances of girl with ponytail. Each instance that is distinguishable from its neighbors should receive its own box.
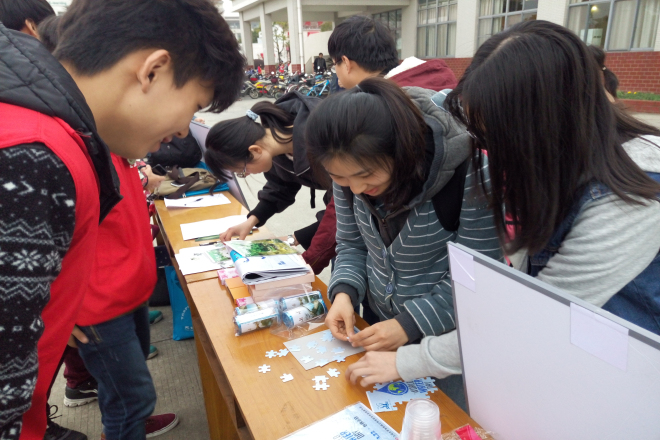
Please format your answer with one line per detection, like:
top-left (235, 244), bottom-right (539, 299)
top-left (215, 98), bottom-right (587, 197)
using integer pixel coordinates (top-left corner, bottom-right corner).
top-left (204, 93), bottom-right (336, 273)
top-left (306, 77), bottom-right (502, 408)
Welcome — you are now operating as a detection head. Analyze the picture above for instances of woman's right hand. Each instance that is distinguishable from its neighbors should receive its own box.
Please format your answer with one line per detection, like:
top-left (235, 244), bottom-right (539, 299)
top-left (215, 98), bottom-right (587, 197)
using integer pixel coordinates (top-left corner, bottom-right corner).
top-left (219, 216), bottom-right (259, 241)
top-left (326, 293), bottom-right (356, 342)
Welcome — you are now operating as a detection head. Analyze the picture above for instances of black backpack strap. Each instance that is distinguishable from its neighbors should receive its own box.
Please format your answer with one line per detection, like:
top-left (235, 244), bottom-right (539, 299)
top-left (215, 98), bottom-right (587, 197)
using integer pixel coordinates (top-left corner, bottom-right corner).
top-left (341, 186), bottom-right (354, 212)
top-left (432, 158), bottom-right (470, 232)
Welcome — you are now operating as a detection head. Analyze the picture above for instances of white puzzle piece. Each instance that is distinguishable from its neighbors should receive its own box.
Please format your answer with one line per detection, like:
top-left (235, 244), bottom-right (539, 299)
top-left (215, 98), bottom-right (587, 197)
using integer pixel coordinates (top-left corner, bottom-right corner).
top-left (280, 373), bottom-right (294, 383)
top-left (283, 328), bottom-right (365, 370)
top-left (320, 330), bottom-right (335, 342)
top-left (366, 377), bottom-right (438, 413)
top-left (327, 368), bottom-right (340, 378)
top-left (313, 376), bottom-right (328, 383)
top-left (313, 382), bottom-right (330, 391)
top-left (278, 349), bottom-right (289, 357)
top-left (258, 365), bottom-right (271, 373)
top-left (301, 355), bottom-right (314, 364)
top-left (265, 350), bottom-right (278, 359)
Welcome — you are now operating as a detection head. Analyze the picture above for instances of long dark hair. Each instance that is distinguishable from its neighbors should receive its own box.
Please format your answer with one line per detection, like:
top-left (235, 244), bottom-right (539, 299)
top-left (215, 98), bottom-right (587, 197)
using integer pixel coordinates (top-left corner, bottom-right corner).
top-left (445, 20), bottom-right (660, 254)
top-left (306, 77), bottom-right (427, 211)
top-left (205, 101), bottom-right (294, 181)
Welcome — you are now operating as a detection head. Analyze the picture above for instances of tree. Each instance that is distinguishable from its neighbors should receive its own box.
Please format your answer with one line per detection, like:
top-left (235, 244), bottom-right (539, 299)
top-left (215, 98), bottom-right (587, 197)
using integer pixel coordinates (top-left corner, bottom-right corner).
top-left (252, 23), bottom-right (261, 44)
top-left (321, 22), bottom-right (333, 32)
top-left (273, 21), bottom-right (290, 64)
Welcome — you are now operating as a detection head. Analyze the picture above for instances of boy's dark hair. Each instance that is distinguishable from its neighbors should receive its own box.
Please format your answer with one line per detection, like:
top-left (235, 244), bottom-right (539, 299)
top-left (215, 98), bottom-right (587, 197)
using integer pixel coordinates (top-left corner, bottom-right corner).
top-left (55, 0), bottom-right (245, 113)
top-left (588, 44), bottom-right (619, 97)
top-left (328, 15), bottom-right (398, 74)
top-left (445, 20), bottom-right (660, 255)
top-left (305, 77), bottom-right (428, 211)
top-left (205, 100), bottom-right (294, 182)
top-left (0, 0), bottom-right (54, 31)
top-left (37, 15), bottom-right (60, 52)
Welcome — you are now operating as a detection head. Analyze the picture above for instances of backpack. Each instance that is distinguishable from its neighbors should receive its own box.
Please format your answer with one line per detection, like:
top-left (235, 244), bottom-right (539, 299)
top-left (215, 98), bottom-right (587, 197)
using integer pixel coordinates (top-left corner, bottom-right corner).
top-left (148, 131), bottom-right (202, 168)
top-left (341, 158), bottom-right (470, 232)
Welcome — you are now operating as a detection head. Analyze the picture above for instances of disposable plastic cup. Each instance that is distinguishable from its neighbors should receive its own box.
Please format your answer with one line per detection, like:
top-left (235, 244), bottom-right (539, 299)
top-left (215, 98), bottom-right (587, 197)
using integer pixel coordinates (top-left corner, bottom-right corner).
top-left (400, 399), bottom-right (442, 440)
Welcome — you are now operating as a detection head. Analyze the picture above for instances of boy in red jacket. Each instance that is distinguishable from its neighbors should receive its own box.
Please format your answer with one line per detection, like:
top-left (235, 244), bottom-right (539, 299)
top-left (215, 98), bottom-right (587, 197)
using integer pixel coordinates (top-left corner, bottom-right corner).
top-left (0, 1), bottom-right (244, 439)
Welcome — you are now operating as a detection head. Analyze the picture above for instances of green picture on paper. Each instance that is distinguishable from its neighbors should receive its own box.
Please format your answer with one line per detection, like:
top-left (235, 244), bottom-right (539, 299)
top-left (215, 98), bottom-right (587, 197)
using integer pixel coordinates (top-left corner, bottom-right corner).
top-left (227, 239), bottom-right (298, 257)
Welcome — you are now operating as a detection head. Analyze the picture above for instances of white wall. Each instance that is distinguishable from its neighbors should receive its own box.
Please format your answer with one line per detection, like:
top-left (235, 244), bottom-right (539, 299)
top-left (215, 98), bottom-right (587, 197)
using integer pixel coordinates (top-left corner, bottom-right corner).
top-left (455, 0), bottom-right (479, 58)
top-left (303, 30), bottom-right (333, 70)
top-left (536, 0), bottom-right (569, 25)
top-left (400, 1), bottom-right (418, 58)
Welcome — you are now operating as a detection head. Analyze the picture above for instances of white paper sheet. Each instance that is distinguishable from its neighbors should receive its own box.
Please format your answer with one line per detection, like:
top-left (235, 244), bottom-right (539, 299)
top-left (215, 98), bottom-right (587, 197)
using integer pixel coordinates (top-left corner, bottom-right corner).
top-left (174, 245), bottom-right (233, 275)
top-left (180, 215), bottom-right (247, 240)
top-left (280, 402), bottom-right (398, 440)
top-left (283, 329), bottom-right (365, 371)
top-left (235, 254), bottom-right (309, 285)
top-left (570, 303), bottom-right (629, 371)
top-left (448, 245), bottom-right (476, 291)
top-left (164, 193), bottom-right (230, 209)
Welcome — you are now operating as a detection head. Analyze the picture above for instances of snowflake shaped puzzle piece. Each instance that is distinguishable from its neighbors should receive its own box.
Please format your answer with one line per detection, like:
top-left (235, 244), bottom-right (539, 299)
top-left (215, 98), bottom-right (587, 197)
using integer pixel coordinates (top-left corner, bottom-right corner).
top-left (327, 368), bottom-right (340, 378)
top-left (278, 349), bottom-right (289, 357)
top-left (258, 365), bottom-right (270, 373)
top-left (332, 355), bottom-right (346, 363)
top-left (265, 350), bottom-right (278, 358)
top-left (280, 374), bottom-right (294, 383)
top-left (320, 331), bottom-right (335, 342)
top-left (316, 346), bottom-right (327, 354)
top-left (306, 341), bottom-right (317, 349)
top-left (301, 355), bottom-right (314, 364)
top-left (313, 375), bottom-right (328, 383)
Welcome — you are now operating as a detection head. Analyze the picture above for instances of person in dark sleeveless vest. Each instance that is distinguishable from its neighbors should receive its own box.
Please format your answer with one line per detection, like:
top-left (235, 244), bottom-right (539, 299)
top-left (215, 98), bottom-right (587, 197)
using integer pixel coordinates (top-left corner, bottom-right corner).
top-left (0, 1), bottom-right (244, 438)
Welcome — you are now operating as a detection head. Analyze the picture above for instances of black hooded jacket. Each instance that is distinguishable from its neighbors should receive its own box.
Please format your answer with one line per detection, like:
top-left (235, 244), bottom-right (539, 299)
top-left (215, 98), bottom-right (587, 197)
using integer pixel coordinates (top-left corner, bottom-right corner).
top-left (248, 91), bottom-right (330, 248)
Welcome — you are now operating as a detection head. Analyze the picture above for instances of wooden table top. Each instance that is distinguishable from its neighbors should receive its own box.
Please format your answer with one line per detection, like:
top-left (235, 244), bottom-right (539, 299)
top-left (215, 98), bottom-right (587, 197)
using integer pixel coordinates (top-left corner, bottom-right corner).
top-left (187, 277), bottom-right (481, 440)
top-left (154, 193), bottom-right (272, 283)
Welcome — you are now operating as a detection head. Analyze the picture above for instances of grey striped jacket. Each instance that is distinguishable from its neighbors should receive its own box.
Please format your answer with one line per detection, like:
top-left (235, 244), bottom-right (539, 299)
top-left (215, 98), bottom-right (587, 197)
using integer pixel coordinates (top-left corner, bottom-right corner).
top-left (328, 87), bottom-right (503, 338)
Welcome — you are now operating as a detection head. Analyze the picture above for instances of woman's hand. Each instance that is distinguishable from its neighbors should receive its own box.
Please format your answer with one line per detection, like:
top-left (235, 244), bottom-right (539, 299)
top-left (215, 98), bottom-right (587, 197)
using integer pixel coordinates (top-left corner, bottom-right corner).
top-left (346, 351), bottom-right (400, 387)
top-left (325, 293), bottom-right (356, 342)
top-left (349, 319), bottom-right (408, 351)
top-left (219, 216), bottom-right (259, 241)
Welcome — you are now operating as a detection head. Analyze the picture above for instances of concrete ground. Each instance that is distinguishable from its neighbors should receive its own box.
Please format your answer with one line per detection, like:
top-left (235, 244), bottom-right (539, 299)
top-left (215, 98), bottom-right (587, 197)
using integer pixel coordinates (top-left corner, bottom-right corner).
top-left (49, 96), bottom-right (660, 439)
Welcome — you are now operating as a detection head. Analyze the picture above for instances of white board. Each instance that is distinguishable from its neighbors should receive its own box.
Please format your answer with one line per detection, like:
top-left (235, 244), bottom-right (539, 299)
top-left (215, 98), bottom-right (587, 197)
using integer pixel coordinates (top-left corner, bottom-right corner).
top-left (448, 243), bottom-right (660, 440)
top-left (189, 121), bottom-right (250, 210)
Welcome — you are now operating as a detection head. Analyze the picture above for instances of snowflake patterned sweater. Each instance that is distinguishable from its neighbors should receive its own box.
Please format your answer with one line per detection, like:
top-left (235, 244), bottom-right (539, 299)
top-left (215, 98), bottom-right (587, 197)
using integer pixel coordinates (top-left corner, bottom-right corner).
top-left (0, 26), bottom-right (121, 439)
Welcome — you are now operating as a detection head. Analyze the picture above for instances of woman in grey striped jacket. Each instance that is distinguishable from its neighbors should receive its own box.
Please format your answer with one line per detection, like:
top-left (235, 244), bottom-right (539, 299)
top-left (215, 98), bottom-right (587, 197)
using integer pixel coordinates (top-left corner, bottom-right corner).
top-left (305, 78), bottom-right (502, 403)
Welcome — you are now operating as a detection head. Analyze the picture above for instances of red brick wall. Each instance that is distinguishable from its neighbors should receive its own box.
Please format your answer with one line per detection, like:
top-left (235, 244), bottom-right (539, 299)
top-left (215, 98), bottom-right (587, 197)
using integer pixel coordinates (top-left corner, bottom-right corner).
top-left (441, 52), bottom-right (660, 94)
top-left (290, 64), bottom-right (302, 73)
top-left (443, 58), bottom-right (472, 81)
top-left (620, 98), bottom-right (660, 113)
top-left (605, 52), bottom-right (660, 94)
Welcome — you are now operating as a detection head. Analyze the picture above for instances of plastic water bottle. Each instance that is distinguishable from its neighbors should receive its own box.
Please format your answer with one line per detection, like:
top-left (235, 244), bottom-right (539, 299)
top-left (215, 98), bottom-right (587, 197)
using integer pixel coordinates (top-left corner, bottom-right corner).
top-left (400, 399), bottom-right (442, 440)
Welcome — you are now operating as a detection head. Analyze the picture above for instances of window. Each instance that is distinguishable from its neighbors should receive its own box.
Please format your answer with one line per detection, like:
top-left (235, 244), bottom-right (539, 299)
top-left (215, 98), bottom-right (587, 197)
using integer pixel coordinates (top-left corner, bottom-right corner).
top-left (226, 20), bottom-right (241, 31)
top-left (477, 0), bottom-right (537, 47)
top-left (416, 0), bottom-right (457, 58)
top-left (567, 0), bottom-right (660, 50)
top-left (373, 9), bottom-right (403, 59)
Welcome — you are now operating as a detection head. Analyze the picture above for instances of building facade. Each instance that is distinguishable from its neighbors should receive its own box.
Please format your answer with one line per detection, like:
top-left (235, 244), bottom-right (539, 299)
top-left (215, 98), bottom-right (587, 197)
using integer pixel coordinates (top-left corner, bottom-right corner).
top-left (233, 0), bottom-right (660, 94)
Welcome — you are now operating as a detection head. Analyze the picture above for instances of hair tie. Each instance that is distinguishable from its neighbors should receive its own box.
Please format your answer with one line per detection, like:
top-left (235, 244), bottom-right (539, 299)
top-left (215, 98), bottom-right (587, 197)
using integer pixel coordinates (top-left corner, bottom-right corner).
top-left (602, 67), bottom-right (607, 71)
top-left (246, 109), bottom-right (258, 121)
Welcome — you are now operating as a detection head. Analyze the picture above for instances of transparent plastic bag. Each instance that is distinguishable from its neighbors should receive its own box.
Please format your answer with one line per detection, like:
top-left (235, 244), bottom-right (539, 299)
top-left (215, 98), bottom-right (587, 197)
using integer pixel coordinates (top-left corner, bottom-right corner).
top-left (270, 291), bottom-right (328, 340)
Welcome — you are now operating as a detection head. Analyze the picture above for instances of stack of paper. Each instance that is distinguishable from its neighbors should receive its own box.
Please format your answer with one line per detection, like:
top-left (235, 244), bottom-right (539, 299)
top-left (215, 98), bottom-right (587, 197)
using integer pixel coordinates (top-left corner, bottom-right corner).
top-left (234, 254), bottom-right (310, 285)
